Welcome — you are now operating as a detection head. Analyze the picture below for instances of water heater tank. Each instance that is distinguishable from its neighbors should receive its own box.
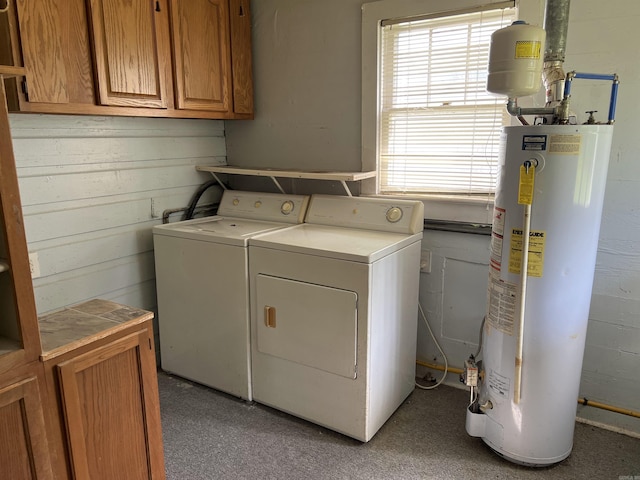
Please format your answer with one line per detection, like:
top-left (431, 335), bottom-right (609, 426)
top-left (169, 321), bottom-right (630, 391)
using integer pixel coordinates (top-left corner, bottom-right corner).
top-left (466, 124), bottom-right (614, 466)
top-left (487, 21), bottom-right (546, 97)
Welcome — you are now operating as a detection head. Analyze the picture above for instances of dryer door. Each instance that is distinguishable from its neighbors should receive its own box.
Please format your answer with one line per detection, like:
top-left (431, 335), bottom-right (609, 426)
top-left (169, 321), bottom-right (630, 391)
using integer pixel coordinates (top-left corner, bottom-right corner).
top-left (255, 274), bottom-right (358, 379)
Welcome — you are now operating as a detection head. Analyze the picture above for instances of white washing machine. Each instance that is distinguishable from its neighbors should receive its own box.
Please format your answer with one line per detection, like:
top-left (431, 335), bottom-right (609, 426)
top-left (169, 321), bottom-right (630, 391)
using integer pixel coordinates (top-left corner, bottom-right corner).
top-left (248, 194), bottom-right (424, 441)
top-left (153, 191), bottom-right (309, 400)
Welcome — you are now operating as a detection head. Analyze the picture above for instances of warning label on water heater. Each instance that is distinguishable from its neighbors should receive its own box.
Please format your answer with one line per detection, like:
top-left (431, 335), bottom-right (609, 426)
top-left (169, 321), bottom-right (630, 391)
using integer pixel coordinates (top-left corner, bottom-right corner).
top-left (488, 369), bottom-right (511, 398)
top-left (549, 134), bottom-right (582, 155)
top-left (489, 207), bottom-right (506, 271)
top-left (487, 267), bottom-right (517, 336)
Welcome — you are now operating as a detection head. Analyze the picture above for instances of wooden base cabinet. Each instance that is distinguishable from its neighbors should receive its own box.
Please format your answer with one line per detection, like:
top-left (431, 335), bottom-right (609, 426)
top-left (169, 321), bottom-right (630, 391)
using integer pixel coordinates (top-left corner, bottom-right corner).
top-left (0, 364), bottom-right (54, 480)
top-left (1, 69), bottom-right (165, 479)
top-left (59, 329), bottom-right (163, 480)
top-left (39, 302), bottom-right (166, 480)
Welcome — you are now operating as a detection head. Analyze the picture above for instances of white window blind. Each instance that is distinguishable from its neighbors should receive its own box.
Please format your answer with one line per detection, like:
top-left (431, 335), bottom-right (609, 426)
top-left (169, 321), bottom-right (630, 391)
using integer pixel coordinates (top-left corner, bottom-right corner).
top-left (379, 6), bottom-right (516, 195)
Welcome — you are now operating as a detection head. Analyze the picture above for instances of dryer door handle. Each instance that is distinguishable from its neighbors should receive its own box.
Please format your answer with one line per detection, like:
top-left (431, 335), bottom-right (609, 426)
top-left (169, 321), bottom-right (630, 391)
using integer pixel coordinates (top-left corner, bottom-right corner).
top-left (264, 306), bottom-right (277, 328)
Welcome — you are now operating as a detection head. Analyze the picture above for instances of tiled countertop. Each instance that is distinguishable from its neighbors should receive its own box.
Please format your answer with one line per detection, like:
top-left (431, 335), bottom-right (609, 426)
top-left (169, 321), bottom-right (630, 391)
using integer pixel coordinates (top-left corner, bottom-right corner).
top-left (39, 299), bottom-right (153, 360)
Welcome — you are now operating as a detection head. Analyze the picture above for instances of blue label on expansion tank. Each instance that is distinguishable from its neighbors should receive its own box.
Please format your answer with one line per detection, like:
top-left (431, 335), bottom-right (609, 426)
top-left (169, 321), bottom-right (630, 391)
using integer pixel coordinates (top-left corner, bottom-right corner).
top-left (522, 135), bottom-right (547, 151)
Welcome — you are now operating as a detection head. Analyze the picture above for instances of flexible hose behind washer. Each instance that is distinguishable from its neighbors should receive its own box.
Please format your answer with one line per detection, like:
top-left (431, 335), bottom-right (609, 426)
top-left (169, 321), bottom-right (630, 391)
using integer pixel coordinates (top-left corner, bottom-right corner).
top-left (184, 179), bottom-right (220, 220)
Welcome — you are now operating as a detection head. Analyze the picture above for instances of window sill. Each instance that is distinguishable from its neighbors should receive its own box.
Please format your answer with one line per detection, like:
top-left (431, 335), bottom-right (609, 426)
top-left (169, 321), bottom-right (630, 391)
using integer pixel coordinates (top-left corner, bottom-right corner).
top-left (366, 193), bottom-right (494, 225)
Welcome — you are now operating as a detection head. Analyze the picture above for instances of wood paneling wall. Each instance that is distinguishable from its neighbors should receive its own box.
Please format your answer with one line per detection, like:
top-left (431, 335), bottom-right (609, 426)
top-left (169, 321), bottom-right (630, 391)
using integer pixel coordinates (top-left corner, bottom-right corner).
top-left (9, 114), bottom-right (225, 315)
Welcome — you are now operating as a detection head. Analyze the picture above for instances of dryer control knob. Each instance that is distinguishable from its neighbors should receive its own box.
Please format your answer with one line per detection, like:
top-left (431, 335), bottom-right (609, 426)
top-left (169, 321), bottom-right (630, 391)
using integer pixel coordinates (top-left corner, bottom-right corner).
top-left (281, 200), bottom-right (294, 215)
top-left (233, 199), bottom-right (239, 206)
top-left (386, 207), bottom-right (403, 223)
top-left (254, 201), bottom-right (262, 208)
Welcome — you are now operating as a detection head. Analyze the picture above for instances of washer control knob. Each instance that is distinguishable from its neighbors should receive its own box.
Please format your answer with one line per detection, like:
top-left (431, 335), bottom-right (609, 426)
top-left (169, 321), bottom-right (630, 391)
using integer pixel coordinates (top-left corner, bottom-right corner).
top-left (386, 207), bottom-right (403, 223)
top-left (254, 201), bottom-right (262, 208)
top-left (232, 198), bottom-right (240, 206)
top-left (281, 200), bottom-right (294, 215)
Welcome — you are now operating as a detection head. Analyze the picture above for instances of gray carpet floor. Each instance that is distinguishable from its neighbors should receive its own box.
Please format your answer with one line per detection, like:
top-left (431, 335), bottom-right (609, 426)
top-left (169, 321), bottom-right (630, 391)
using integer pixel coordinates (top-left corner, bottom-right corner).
top-left (158, 372), bottom-right (640, 479)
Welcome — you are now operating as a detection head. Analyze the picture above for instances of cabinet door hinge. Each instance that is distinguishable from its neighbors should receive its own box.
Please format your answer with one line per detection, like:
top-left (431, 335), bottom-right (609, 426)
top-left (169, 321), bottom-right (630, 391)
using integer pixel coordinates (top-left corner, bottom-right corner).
top-left (21, 78), bottom-right (29, 102)
top-left (155, 1), bottom-right (160, 12)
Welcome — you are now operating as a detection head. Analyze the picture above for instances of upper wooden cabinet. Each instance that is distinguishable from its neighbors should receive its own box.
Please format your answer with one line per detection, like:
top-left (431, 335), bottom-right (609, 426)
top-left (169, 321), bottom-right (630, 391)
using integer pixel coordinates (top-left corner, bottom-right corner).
top-left (0, 0), bottom-right (253, 119)
top-left (229, 0), bottom-right (253, 114)
top-left (170, 0), bottom-right (231, 112)
top-left (87, 0), bottom-right (172, 109)
top-left (1, 0), bottom-right (101, 108)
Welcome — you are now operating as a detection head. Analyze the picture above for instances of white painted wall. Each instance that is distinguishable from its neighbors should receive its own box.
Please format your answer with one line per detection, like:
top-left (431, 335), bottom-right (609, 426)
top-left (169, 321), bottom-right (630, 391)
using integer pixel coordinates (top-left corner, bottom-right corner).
top-left (10, 114), bottom-right (225, 316)
top-left (226, 0), bottom-right (640, 432)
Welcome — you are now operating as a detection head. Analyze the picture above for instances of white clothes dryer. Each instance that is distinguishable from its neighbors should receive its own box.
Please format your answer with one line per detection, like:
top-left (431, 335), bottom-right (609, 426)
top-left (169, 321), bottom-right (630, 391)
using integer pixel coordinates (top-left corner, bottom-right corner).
top-left (153, 191), bottom-right (309, 400)
top-left (248, 194), bottom-right (424, 441)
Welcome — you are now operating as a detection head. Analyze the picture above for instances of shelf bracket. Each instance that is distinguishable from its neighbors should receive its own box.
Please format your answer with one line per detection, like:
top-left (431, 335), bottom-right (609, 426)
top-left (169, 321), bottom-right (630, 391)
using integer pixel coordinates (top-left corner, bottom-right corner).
top-left (268, 176), bottom-right (286, 194)
top-left (209, 172), bottom-right (228, 191)
top-left (340, 180), bottom-right (353, 197)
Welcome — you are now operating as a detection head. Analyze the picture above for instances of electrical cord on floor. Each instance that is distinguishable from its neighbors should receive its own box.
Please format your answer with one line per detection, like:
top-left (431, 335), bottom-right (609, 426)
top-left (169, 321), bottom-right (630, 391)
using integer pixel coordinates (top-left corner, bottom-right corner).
top-left (415, 302), bottom-right (449, 390)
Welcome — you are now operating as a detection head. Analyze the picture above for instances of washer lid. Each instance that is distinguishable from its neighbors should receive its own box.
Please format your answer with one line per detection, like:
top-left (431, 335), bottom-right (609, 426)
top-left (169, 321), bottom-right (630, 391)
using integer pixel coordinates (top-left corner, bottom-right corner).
top-left (249, 224), bottom-right (422, 263)
top-left (153, 216), bottom-right (295, 246)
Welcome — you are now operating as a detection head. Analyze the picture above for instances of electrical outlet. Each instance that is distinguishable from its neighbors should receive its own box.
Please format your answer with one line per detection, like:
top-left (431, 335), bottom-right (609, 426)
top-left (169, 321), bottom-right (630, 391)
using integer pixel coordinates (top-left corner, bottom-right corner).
top-left (420, 250), bottom-right (432, 273)
top-left (28, 252), bottom-right (41, 279)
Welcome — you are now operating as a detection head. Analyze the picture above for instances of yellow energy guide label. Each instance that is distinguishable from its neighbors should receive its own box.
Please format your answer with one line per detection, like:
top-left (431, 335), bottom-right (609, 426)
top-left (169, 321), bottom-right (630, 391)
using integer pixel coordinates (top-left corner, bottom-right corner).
top-left (508, 228), bottom-right (546, 277)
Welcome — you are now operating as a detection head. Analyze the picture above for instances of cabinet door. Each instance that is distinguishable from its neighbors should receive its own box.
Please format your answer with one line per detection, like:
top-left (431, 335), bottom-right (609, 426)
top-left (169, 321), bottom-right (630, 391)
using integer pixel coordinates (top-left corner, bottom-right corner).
top-left (57, 328), bottom-right (165, 480)
top-left (169, 0), bottom-right (232, 111)
top-left (0, 374), bottom-right (53, 479)
top-left (229, 0), bottom-right (253, 114)
top-left (87, 0), bottom-right (171, 108)
top-left (7, 0), bottom-right (68, 104)
top-left (9, 0), bottom-right (95, 106)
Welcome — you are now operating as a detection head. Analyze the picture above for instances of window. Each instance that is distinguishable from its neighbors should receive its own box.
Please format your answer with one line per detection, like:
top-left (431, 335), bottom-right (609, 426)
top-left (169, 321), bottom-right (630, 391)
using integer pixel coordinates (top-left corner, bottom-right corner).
top-left (362, 1), bottom-right (516, 204)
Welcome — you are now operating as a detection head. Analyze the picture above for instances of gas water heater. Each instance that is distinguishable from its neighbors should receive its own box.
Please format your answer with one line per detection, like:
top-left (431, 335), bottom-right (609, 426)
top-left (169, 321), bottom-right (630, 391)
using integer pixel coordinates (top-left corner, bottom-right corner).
top-left (464, 0), bottom-right (620, 466)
